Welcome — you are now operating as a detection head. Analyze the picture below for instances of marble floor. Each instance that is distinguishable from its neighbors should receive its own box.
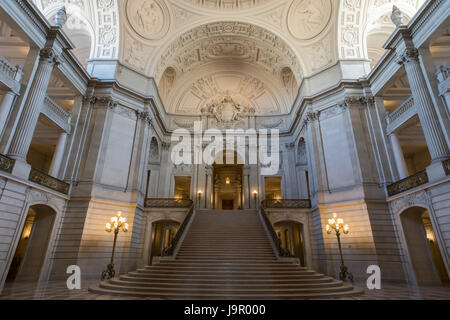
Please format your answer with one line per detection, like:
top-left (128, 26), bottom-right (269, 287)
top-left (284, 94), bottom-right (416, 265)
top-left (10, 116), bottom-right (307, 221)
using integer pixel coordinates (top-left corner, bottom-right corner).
top-left (0, 280), bottom-right (449, 300)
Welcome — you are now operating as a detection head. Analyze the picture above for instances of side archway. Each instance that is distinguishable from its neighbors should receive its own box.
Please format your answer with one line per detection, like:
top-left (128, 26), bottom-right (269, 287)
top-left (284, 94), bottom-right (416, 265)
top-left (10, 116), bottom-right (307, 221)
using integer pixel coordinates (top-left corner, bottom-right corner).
top-left (399, 206), bottom-right (449, 286)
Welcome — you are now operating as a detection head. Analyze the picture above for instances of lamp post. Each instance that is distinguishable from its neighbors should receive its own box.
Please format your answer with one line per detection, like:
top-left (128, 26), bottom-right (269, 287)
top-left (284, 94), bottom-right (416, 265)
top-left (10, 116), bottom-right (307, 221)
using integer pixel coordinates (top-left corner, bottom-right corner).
top-left (253, 190), bottom-right (258, 208)
top-left (102, 211), bottom-right (129, 281)
top-left (326, 213), bottom-right (353, 282)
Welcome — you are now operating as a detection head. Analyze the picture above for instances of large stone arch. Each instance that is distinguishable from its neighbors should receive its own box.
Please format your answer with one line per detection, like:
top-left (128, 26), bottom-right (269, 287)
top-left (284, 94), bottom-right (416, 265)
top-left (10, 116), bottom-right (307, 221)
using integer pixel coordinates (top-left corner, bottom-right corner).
top-left (337, 0), bottom-right (425, 61)
top-left (32, 0), bottom-right (120, 60)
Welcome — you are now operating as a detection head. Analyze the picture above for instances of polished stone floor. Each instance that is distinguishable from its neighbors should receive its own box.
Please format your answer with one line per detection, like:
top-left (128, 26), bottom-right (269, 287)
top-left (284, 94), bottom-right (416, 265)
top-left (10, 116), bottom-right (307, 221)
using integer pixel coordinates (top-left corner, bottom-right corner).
top-left (0, 280), bottom-right (449, 300)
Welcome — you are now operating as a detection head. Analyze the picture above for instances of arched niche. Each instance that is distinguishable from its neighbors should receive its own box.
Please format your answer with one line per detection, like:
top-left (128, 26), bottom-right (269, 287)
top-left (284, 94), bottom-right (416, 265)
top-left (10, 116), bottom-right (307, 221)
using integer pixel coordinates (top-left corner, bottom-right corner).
top-left (281, 67), bottom-right (299, 102)
top-left (149, 137), bottom-right (160, 164)
top-left (297, 137), bottom-right (307, 165)
top-left (158, 67), bottom-right (176, 105)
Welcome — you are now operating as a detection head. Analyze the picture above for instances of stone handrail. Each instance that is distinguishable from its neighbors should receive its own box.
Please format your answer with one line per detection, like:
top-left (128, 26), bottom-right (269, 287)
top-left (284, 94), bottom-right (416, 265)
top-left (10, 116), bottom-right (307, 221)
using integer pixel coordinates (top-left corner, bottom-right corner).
top-left (145, 198), bottom-right (193, 208)
top-left (387, 170), bottom-right (429, 197)
top-left (260, 205), bottom-right (294, 258)
top-left (42, 96), bottom-right (71, 133)
top-left (0, 55), bottom-right (22, 82)
top-left (0, 154), bottom-right (15, 174)
top-left (262, 199), bottom-right (312, 209)
top-left (29, 168), bottom-right (70, 195)
top-left (387, 96), bottom-right (415, 125)
top-left (163, 205), bottom-right (194, 256)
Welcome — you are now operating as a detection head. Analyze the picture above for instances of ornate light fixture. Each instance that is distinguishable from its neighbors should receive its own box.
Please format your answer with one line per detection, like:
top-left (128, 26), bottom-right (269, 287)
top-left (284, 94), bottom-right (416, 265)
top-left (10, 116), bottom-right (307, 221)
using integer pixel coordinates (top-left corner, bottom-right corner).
top-left (253, 190), bottom-right (258, 208)
top-left (226, 177), bottom-right (231, 185)
top-left (326, 213), bottom-right (353, 282)
top-left (102, 211), bottom-right (129, 281)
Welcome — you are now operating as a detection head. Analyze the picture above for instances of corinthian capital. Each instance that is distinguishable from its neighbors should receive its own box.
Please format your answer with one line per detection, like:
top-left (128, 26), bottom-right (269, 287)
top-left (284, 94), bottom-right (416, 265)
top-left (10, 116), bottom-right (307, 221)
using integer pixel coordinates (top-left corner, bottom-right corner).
top-left (39, 48), bottom-right (60, 65)
top-left (397, 48), bottom-right (419, 65)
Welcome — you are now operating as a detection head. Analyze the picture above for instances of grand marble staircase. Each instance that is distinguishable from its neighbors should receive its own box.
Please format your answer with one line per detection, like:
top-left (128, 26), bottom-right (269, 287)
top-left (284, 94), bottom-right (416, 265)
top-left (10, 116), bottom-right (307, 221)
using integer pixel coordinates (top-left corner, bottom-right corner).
top-left (90, 210), bottom-right (362, 299)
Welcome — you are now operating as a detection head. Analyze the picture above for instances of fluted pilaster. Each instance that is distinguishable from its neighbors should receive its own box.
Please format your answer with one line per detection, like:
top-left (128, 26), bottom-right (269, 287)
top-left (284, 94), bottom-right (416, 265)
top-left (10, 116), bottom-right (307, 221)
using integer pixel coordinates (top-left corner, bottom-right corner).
top-left (398, 48), bottom-right (450, 161)
top-left (8, 48), bottom-right (59, 160)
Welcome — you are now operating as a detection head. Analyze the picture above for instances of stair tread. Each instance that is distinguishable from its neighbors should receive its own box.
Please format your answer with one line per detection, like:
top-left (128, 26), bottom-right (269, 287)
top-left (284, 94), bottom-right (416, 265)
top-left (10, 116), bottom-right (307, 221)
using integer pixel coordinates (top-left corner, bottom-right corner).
top-left (90, 209), bottom-right (362, 299)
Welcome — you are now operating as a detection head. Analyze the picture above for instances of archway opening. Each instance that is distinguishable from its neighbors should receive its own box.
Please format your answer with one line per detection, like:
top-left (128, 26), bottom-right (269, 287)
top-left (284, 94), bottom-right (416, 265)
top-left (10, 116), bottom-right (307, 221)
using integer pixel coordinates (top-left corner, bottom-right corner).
top-left (264, 177), bottom-right (282, 200)
top-left (150, 220), bottom-right (181, 263)
top-left (274, 221), bottom-right (306, 267)
top-left (213, 151), bottom-right (243, 210)
top-left (6, 205), bottom-right (56, 285)
top-left (400, 207), bottom-right (449, 286)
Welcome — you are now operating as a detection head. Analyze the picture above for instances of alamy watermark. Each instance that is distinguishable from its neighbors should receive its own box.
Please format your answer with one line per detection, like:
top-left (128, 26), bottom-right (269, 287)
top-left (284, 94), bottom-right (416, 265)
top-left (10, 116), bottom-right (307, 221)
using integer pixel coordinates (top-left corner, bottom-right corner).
top-left (171, 122), bottom-right (280, 175)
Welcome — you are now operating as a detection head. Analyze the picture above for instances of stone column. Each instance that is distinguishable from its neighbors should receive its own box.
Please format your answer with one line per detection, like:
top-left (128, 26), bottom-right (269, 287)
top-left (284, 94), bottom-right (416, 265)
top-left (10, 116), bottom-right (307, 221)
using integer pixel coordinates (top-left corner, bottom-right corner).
top-left (205, 165), bottom-right (212, 209)
top-left (49, 132), bottom-right (68, 178)
top-left (389, 132), bottom-right (409, 179)
top-left (7, 48), bottom-right (59, 161)
top-left (0, 91), bottom-right (16, 137)
top-left (243, 166), bottom-right (250, 209)
top-left (398, 48), bottom-right (450, 162)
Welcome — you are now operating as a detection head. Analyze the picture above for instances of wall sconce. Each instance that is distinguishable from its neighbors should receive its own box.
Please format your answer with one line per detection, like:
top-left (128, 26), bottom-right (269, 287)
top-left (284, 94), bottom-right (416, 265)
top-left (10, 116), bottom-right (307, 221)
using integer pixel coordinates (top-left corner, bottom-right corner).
top-left (102, 211), bottom-right (129, 281)
top-left (226, 177), bottom-right (231, 185)
top-left (326, 213), bottom-right (353, 282)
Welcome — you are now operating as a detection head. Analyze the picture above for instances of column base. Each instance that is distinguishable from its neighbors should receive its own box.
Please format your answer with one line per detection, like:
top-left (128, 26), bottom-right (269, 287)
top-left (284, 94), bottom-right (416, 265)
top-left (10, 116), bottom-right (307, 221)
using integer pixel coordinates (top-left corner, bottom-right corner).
top-left (426, 160), bottom-right (449, 183)
top-left (10, 159), bottom-right (31, 180)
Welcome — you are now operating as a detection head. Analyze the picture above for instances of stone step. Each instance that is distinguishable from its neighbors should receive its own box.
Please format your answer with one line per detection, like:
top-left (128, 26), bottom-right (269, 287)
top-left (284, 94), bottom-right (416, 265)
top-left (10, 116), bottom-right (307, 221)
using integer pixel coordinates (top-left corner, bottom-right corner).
top-left (120, 275), bottom-right (334, 284)
top-left (90, 283), bottom-right (362, 299)
top-left (109, 279), bottom-right (344, 290)
top-left (89, 209), bottom-right (362, 299)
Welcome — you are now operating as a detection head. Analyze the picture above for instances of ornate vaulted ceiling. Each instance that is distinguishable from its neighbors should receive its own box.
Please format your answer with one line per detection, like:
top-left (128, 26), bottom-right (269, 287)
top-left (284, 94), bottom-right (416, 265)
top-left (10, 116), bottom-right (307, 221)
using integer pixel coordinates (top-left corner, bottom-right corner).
top-left (31, 0), bottom-right (427, 115)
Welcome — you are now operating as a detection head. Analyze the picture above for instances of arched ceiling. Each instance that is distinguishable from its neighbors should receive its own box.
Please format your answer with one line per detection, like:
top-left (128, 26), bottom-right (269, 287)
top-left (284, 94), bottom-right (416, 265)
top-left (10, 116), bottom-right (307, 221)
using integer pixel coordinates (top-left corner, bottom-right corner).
top-left (30, 0), bottom-right (428, 116)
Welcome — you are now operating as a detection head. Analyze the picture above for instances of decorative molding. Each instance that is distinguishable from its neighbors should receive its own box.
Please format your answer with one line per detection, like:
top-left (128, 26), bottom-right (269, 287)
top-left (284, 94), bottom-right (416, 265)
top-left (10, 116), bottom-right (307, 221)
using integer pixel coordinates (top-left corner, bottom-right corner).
top-left (145, 198), bottom-right (193, 208)
top-left (387, 170), bottom-right (429, 197)
top-left (29, 168), bottom-right (70, 194)
top-left (390, 188), bottom-right (432, 216)
top-left (0, 154), bottom-right (15, 174)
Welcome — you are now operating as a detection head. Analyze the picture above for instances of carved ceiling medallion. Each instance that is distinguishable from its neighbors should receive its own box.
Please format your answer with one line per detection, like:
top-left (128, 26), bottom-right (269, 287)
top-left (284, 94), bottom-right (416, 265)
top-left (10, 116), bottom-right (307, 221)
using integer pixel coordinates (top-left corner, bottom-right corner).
top-left (126, 0), bottom-right (169, 40)
top-left (287, 0), bottom-right (332, 40)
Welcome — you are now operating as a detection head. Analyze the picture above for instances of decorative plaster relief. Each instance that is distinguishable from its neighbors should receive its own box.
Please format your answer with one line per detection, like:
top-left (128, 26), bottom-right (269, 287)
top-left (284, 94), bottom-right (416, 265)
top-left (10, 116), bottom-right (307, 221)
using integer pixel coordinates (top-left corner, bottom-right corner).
top-left (287, 0), bottom-right (332, 40)
top-left (180, 0), bottom-right (275, 11)
top-left (126, 0), bottom-right (169, 40)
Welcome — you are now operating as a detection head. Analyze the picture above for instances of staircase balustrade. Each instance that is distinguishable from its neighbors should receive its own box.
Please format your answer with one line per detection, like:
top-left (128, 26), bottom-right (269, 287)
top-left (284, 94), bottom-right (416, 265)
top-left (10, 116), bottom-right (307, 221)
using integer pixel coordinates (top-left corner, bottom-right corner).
top-left (145, 198), bottom-right (193, 208)
top-left (259, 205), bottom-right (294, 258)
top-left (163, 205), bottom-right (194, 256)
top-left (262, 199), bottom-right (311, 209)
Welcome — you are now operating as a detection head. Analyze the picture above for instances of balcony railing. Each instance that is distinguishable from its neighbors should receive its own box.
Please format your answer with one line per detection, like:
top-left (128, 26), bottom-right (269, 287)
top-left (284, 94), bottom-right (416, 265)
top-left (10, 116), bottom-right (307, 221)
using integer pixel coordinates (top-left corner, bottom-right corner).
top-left (387, 170), bottom-right (429, 197)
top-left (0, 154), bottom-right (15, 174)
top-left (262, 199), bottom-right (312, 209)
top-left (29, 168), bottom-right (70, 195)
top-left (42, 96), bottom-right (71, 133)
top-left (444, 159), bottom-right (450, 176)
top-left (144, 198), bottom-right (193, 208)
top-left (0, 55), bottom-right (22, 82)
